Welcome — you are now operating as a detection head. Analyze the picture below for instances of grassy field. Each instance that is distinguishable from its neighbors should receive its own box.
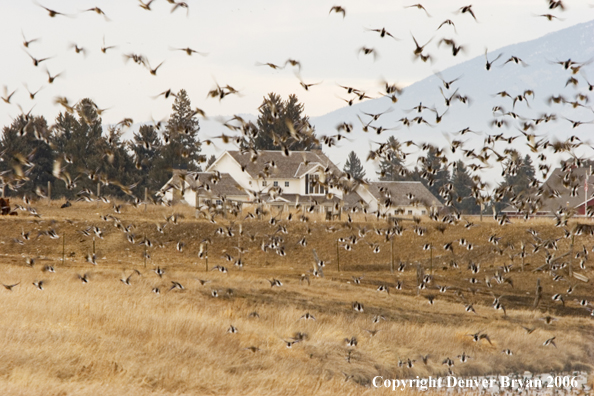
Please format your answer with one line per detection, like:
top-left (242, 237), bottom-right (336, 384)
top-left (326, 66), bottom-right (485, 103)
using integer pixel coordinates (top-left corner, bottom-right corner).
top-left (0, 199), bottom-right (592, 395)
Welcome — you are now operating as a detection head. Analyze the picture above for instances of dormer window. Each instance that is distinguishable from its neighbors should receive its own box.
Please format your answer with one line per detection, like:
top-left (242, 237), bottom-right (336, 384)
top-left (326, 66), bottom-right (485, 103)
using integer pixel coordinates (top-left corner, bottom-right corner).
top-left (305, 174), bottom-right (326, 195)
top-left (262, 181), bottom-right (267, 187)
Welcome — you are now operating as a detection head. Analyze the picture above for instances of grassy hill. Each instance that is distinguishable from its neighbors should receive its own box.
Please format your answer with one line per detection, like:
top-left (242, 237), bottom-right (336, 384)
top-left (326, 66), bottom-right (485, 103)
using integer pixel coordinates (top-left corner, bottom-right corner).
top-left (0, 199), bottom-right (592, 395)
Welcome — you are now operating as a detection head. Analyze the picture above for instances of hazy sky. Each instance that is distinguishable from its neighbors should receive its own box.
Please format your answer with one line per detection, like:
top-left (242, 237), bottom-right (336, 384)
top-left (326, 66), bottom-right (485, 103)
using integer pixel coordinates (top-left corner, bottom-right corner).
top-left (1, 0), bottom-right (593, 129)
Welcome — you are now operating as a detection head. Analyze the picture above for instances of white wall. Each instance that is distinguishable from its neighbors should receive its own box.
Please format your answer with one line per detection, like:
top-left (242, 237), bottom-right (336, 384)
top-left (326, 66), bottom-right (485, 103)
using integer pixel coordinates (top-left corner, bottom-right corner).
top-left (183, 188), bottom-right (197, 207)
top-left (392, 206), bottom-right (429, 216)
top-left (356, 184), bottom-right (378, 212)
top-left (258, 178), bottom-right (300, 194)
top-left (208, 153), bottom-right (251, 190)
top-left (208, 152), bottom-right (345, 201)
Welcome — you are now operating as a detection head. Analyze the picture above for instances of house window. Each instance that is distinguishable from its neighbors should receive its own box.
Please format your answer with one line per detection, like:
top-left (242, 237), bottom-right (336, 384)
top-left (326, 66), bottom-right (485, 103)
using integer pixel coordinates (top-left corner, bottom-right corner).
top-left (306, 174), bottom-right (325, 195)
top-left (216, 200), bottom-right (222, 206)
top-left (274, 181), bottom-right (279, 187)
top-left (285, 181), bottom-right (289, 187)
top-left (422, 210), bottom-right (426, 215)
top-left (249, 181), bottom-right (252, 186)
top-left (408, 210), bottom-right (413, 215)
top-left (262, 181), bottom-right (267, 187)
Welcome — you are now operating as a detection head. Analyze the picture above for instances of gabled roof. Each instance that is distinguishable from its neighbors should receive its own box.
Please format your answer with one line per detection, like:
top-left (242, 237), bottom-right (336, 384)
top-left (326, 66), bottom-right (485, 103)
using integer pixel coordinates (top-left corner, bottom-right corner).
top-left (173, 171), bottom-right (248, 197)
top-left (502, 166), bottom-right (592, 213)
top-left (542, 166), bottom-right (591, 210)
top-left (342, 190), bottom-right (367, 209)
top-left (224, 150), bottom-right (341, 179)
top-left (367, 181), bottom-right (443, 207)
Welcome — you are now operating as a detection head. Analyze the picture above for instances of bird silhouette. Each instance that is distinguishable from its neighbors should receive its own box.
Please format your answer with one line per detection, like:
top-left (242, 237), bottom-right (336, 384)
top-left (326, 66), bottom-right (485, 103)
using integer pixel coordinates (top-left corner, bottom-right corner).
top-left (329, 6), bottom-right (346, 18)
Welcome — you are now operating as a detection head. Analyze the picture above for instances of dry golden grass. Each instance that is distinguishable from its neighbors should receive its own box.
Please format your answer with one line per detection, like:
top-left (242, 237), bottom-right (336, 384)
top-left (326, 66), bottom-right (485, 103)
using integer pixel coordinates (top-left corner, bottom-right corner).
top-left (0, 199), bottom-right (592, 395)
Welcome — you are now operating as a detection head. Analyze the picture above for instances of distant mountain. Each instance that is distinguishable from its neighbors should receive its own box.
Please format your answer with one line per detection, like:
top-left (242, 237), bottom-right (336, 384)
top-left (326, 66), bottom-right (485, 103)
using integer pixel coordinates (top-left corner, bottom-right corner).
top-left (121, 21), bottom-right (594, 181)
top-left (310, 20), bottom-right (594, 180)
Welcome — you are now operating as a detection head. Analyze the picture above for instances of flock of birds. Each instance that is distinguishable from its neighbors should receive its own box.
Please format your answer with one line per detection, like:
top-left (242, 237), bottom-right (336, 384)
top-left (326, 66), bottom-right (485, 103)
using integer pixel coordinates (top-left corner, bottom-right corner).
top-left (3, 188), bottom-right (593, 391)
top-left (1, 0), bottom-right (594, 198)
top-left (0, 0), bottom-right (593, 393)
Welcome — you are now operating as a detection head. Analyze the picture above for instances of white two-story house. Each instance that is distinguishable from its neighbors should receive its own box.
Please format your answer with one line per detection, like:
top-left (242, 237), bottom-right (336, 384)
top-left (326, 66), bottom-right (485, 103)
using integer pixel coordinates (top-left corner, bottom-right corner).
top-left (160, 149), bottom-right (443, 217)
top-left (205, 150), bottom-right (347, 208)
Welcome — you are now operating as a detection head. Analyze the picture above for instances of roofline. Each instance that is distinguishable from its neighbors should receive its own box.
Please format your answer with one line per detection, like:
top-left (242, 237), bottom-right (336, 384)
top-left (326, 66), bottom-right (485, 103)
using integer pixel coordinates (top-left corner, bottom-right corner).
top-left (370, 181), bottom-right (424, 184)
top-left (206, 151), bottom-right (244, 174)
top-left (225, 149), bottom-right (322, 154)
top-left (296, 163), bottom-right (325, 178)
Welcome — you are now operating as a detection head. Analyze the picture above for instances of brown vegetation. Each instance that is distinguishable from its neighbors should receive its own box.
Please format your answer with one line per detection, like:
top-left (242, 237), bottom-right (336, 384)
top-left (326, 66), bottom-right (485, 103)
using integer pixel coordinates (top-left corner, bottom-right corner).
top-left (0, 199), bottom-right (592, 395)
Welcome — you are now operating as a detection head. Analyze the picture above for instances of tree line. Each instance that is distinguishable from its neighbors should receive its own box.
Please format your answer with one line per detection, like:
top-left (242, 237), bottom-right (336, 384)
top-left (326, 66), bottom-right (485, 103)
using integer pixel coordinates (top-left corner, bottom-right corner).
top-left (1, 89), bottom-right (539, 214)
top-left (343, 136), bottom-right (538, 214)
top-left (0, 90), bottom-right (318, 203)
top-left (0, 89), bottom-right (202, 201)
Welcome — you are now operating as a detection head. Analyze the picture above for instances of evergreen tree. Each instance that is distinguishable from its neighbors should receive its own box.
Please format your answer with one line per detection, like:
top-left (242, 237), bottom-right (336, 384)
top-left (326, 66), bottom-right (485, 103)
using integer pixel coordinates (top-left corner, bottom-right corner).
top-left (451, 160), bottom-right (479, 214)
top-left (503, 152), bottom-right (536, 195)
top-left (491, 151), bottom-right (537, 212)
top-left (160, 89), bottom-right (203, 173)
top-left (50, 99), bottom-right (110, 198)
top-left (418, 147), bottom-right (449, 197)
top-left (98, 126), bottom-right (138, 197)
top-left (206, 154), bottom-right (216, 169)
top-left (253, 93), bottom-right (317, 151)
top-left (0, 114), bottom-right (54, 197)
top-left (376, 136), bottom-right (410, 181)
top-left (129, 124), bottom-right (163, 193)
top-left (343, 151), bottom-right (366, 180)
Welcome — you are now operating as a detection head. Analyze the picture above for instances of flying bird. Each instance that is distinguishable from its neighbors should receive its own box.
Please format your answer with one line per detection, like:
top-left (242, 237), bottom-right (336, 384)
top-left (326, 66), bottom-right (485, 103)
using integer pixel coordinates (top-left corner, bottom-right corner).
top-left (83, 7), bottom-right (110, 21)
top-left (406, 4), bottom-right (431, 17)
top-left (366, 27), bottom-right (399, 40)
top-left (329, 6), bottom-right (346, 17)
top-left (36, 2), bottom-right (68, 17)
top-left (484, 49), bottom-right (502, 70)
top-left (457, 5), bottom-right (477, 21)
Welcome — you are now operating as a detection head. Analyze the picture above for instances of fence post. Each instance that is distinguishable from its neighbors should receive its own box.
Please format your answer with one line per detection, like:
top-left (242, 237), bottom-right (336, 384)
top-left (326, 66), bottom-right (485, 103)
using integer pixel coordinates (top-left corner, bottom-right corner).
top-left (238, 227), bottom-right (242, 263)
top-left (390, 237), bottom-right (394, 274)
top-left (143, 234), bottom-right (147, 268)
top-left (569, 233), bottom-right (574, 278)
top-left (430, 245), bottom-right (433, 275)
top-left (336, 239), bottom-right (340, 272)
top-left (62, 232), bottom-right (65, 266)
top-left (47, 181), bottom-right (51, 204)
top-left (144, 187), bottom-right (148, 213)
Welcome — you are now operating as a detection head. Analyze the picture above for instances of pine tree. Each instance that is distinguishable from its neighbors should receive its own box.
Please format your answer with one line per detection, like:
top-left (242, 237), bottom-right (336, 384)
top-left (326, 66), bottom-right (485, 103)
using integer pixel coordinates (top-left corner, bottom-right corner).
top-left (376, 137), bottom-right (410, 181)
top-left (491, 151), bottom-right (537, 212)
top-left (98, 126), bottom-right (137, 197)
top-left (418, 147), bottom-right (449, 197)
top-left (0, 114), bottom-right (54, 197)
top-left (343, 151), bottom-right (366, 180)
top-left (50, 99), bottom-right (109, 198)
top-left (206, 154), bottom-right (216, 169)
top-left (451, 160), bottom-right (479, 214)
top-left (161, 89), bottom-right (203, 172)
top-left (253, 93), bottom-right (317, 151)
top-left (128, 124), bottom-right (163, 193)
top-left (504, 152), bottom-right (536, 195)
